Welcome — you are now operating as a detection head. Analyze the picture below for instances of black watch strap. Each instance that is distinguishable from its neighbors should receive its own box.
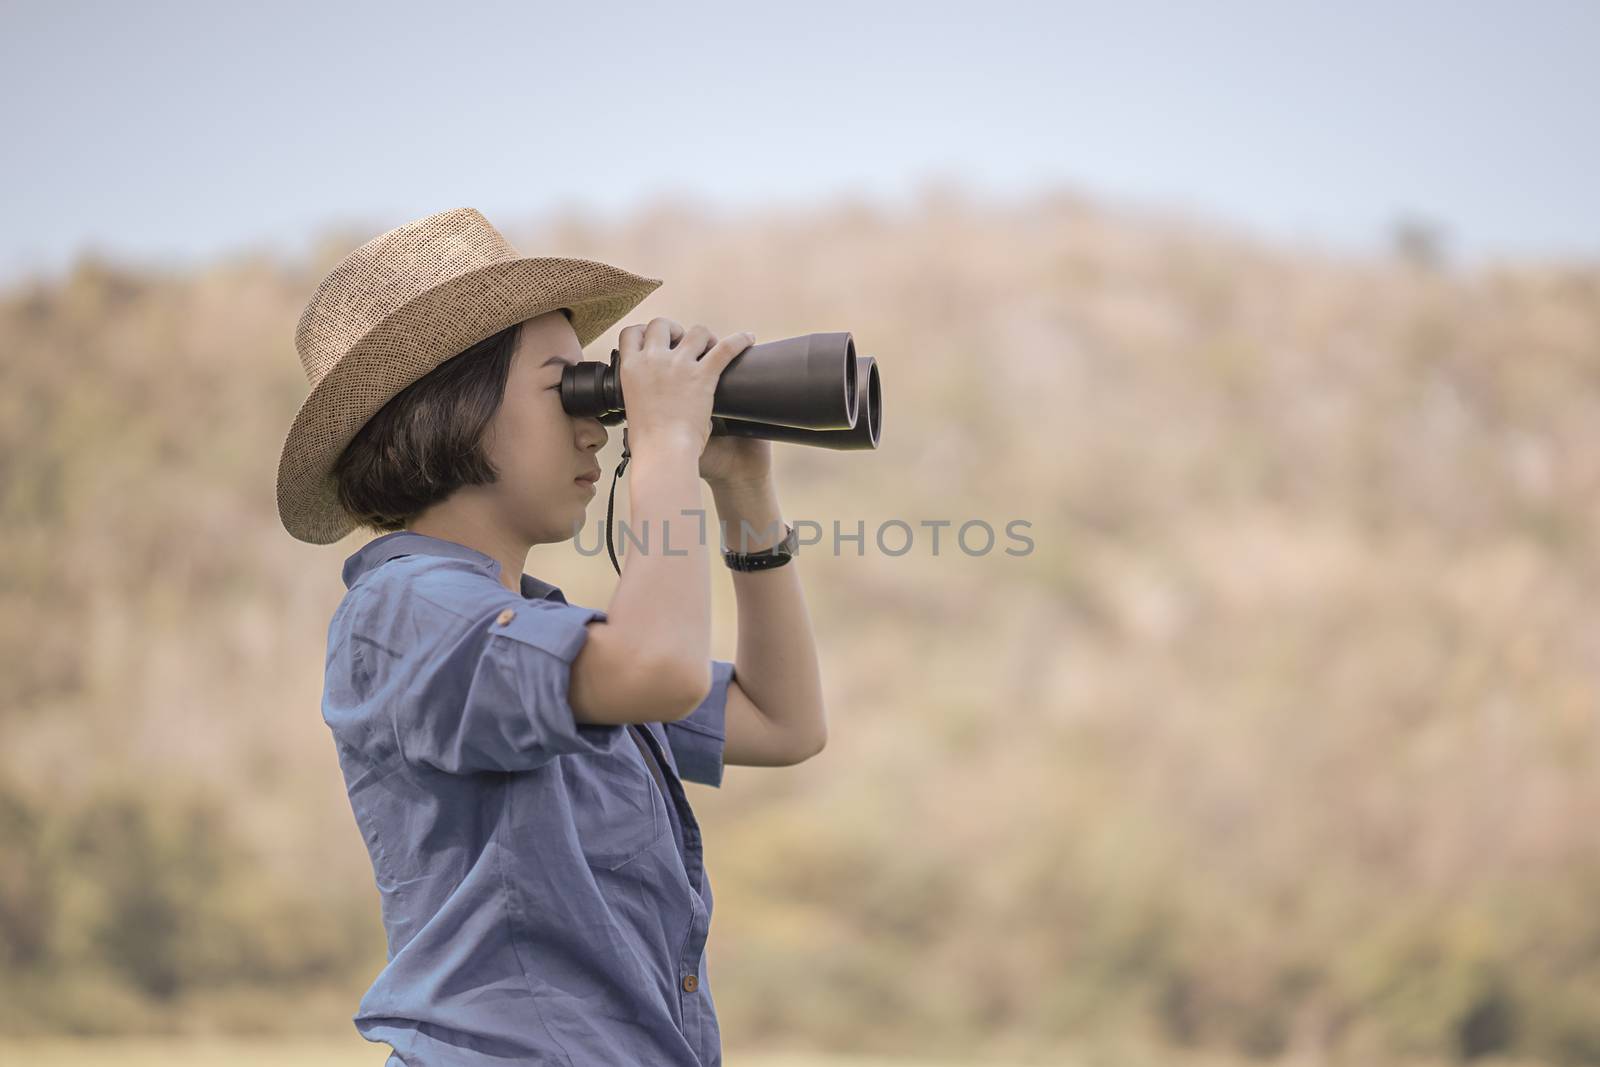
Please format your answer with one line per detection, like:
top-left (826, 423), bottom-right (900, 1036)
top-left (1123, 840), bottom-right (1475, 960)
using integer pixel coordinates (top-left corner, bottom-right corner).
top-left (724, 522), bottom-right (799, 572)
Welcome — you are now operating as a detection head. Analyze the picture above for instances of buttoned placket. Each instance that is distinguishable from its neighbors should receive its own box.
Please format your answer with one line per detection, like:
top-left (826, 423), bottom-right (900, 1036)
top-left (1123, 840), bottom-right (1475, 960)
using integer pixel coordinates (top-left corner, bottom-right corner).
top-left (627, 723), bottom-right (715, 1055)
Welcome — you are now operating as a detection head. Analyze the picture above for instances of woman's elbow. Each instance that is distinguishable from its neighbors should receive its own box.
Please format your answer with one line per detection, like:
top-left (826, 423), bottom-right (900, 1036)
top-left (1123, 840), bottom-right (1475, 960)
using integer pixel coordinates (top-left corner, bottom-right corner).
top-left (660, 658), bottom-right (714, 721)
top-left (622, 653), bottom-right (710, 722)
top-left (572, 625), bottom-right (711, 724)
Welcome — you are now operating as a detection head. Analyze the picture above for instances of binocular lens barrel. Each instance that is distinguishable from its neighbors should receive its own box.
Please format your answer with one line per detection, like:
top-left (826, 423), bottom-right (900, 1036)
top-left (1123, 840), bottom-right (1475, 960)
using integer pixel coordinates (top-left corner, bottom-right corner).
top-left (710, 355), bottom-right (880, 450)
top-left (560, 331), bottom-right (881, 450)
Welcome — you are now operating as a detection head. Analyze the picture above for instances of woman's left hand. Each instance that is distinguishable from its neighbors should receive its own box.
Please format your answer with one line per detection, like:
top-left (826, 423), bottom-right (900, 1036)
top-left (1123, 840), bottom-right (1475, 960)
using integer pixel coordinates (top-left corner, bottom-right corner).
top-left (699, 427), bottom-right (772, 490)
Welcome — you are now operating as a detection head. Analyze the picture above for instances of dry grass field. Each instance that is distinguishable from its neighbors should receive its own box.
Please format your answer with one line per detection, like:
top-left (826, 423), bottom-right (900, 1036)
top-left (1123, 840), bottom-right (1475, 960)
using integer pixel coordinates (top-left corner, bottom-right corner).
top-left (2, 188), bottom-right (1597, 1064)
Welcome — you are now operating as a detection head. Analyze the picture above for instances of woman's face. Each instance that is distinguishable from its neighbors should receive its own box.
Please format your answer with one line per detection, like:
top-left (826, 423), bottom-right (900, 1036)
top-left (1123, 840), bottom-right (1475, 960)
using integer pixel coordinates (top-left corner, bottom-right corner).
top-left (481, 309), bottom-right (609, 545)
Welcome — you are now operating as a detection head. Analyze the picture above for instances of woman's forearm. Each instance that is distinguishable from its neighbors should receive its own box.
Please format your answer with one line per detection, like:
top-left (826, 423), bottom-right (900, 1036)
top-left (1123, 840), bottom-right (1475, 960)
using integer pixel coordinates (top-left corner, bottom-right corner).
top-left (610, 428), bottom-right (713, 685)
top-left (710, 476), bottom-right (827, 753)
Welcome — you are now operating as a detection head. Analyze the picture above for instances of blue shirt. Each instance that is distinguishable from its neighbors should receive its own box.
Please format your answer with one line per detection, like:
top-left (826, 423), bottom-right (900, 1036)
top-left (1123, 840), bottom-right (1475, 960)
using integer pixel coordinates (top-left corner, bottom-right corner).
top-left (323, 530), bottom-right (736, 1066)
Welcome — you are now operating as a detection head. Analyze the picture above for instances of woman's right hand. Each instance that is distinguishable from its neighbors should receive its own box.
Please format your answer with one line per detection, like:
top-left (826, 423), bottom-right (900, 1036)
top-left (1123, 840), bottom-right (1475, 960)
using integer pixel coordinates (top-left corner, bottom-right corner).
top-left (615, 316), bottom-right (755, 455)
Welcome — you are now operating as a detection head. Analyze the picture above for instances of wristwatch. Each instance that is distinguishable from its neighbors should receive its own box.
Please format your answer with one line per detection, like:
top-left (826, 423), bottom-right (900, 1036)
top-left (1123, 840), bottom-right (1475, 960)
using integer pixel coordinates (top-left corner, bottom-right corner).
top-left (724, 522), bottom-right (799, 572)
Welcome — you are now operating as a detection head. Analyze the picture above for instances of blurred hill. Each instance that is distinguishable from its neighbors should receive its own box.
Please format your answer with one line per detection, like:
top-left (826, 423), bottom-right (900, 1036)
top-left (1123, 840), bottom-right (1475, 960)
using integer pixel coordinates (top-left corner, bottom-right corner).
top-left (1, 186), bottom-right (1598, 1065)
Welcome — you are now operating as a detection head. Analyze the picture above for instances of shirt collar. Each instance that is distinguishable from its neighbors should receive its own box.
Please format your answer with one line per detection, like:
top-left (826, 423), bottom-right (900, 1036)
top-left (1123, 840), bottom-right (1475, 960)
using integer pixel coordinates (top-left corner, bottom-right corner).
top-left (341, 530), bottom-right (567, 602)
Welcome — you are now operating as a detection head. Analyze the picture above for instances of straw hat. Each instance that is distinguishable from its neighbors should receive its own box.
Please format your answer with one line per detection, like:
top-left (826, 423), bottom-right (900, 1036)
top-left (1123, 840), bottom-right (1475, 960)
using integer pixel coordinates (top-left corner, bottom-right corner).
top-left (276, 206), bottom-right (661, 544)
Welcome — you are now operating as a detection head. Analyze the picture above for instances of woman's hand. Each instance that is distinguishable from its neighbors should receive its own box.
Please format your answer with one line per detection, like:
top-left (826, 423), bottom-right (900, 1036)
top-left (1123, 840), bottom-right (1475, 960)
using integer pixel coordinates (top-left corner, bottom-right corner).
top-left (615, 317), bottom-right (754, 457)
top-left (698, 431), bottom-right (772, 491)
top-left (615, 316), bottom-right (770, 488)
top-left (686, 324), bottom-right (771, 488)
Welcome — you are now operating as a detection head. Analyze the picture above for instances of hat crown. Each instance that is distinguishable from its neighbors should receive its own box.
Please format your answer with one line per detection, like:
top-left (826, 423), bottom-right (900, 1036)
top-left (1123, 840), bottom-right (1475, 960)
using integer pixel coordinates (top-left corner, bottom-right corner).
top-left (294, 207), bottom-right (517, 385)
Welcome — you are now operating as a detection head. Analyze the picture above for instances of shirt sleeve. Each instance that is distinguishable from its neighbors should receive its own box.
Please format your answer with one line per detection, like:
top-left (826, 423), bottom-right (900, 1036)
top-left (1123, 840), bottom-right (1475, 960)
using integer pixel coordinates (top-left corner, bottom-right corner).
top-left (393, 589), bottom-right (621, 774)
top-left (665, 658), bottom-right (735, 788)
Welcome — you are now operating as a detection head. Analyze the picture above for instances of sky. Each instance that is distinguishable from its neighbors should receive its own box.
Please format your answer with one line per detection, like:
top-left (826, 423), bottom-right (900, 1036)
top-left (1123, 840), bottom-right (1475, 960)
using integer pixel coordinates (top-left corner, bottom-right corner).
top-left (1, 0), bottom-right (1596, 285)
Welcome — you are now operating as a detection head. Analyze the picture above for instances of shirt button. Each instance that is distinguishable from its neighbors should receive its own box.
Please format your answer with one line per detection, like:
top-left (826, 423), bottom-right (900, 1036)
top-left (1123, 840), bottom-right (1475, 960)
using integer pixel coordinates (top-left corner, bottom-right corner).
top-left (495, 608), bottom-right (516, 626)
top-left (681, 974), bottom-right (699, 993)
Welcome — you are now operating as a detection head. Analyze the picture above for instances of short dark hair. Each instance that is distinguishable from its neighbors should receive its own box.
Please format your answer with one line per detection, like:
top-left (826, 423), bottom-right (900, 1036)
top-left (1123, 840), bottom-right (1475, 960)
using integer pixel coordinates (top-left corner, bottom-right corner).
top-left (333, 314), bottom-right (550, 534)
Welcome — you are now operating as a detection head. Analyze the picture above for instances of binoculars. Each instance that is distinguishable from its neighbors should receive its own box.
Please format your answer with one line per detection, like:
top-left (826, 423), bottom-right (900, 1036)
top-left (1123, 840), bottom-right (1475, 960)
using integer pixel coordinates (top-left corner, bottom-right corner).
top-left (560, 331), bottom-right (882, 451)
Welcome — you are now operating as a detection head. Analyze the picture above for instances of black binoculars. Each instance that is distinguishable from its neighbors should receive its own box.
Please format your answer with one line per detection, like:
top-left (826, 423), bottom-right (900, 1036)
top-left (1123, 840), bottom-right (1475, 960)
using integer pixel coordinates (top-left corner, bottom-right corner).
top-left (559, 331), bottom-right (882, 451)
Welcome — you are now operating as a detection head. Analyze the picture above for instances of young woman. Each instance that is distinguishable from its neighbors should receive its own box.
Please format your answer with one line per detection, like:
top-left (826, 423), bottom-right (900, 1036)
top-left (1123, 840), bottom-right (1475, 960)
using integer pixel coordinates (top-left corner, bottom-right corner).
top-left (275, 207), bottom-right (826, 1066)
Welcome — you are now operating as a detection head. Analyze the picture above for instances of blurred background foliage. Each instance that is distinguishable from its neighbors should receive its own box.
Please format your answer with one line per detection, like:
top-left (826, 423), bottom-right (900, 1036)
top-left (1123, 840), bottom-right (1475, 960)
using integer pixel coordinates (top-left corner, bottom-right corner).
top-left (1, 187), bottom-right (1598, 1064)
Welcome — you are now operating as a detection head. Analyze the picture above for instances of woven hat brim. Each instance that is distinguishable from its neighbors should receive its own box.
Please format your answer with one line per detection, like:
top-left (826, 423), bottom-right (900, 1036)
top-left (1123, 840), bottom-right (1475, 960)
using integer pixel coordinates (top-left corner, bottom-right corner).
top-left (276, 256), bottom-right (660, 545)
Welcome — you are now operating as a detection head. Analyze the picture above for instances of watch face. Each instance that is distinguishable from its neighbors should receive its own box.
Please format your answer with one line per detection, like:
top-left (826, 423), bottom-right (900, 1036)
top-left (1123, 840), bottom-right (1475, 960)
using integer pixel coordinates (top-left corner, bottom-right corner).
top-left (724, 524), bottom-right (797, 570)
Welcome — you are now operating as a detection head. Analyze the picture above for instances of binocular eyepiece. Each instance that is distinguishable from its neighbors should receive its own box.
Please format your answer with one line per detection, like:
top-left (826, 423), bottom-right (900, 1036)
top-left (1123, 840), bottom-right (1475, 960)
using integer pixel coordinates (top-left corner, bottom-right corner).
top-left (560, 331), bottom-right (882, 451)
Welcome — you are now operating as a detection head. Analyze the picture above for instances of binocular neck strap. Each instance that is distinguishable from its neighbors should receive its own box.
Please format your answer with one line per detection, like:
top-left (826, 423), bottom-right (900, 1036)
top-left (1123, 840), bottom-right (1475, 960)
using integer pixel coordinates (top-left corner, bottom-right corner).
top-left (603, 428), bottom-right (630, 577)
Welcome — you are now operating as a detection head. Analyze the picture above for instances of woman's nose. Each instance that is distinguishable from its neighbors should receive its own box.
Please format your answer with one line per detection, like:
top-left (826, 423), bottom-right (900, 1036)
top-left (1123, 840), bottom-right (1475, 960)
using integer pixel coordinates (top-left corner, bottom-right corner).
top-left (577, 418), bottom-right (608, 453)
